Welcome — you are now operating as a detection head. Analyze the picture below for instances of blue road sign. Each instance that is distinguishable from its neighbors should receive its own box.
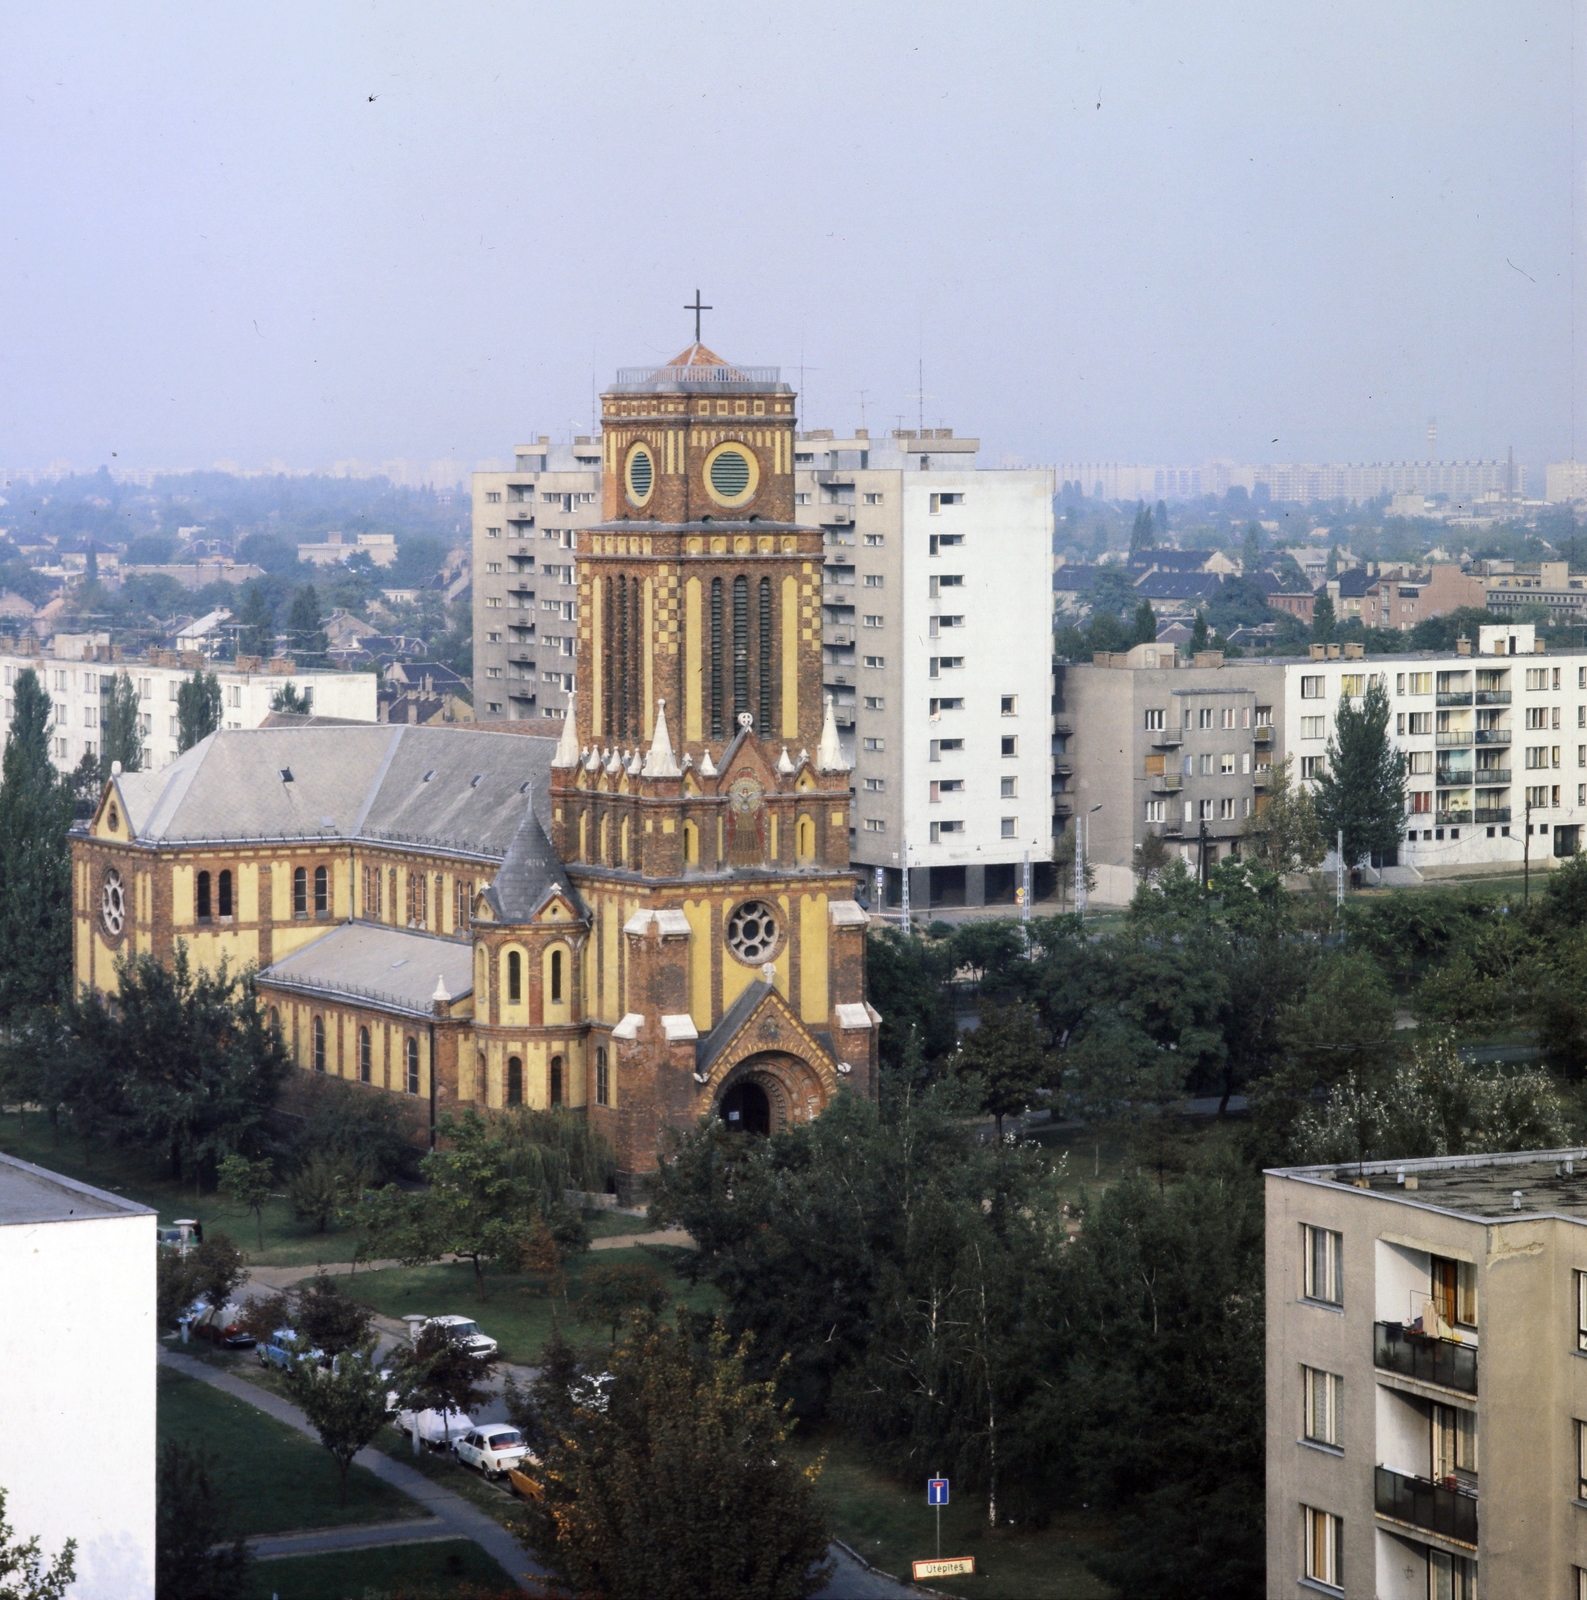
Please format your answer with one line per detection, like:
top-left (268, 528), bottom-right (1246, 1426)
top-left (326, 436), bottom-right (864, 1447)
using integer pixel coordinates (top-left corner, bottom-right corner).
top-left (927, 1477), bottom-right (950, 1507)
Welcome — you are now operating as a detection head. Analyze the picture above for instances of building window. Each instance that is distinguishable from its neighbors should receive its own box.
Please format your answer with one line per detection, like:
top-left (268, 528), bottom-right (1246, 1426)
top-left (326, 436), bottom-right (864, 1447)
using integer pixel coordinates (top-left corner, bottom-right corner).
top-left (217, 869), bottom-right (232, 918)
top-left (1301, 756), bottom-right (1324, 780)
top-left (1407, 712), bottom-right (1432, 735)
top-left (311, 1015), bottom-right (325, 1073)
top-left (1000, 736), bottom-right (1017, 756)
top-left (1143, 708), bottom-right (1164, 730)
top-left (1220, 797), bottom-right (1235, 819)
top-left (314, 864), bottom-right (329, 916)
top-left (596, 1046), bottom-right (610, 1107)
top-left (293, 866), bottom-right (308, 918)
top-left (1001, 777), bottom-right (1017, 798)
top-left (863, 737), bottom-right (885, 752)
top-left (1220, 752), bottom-right (1235, 774)
top-left (1198, 799), bottom-right (1213, 821)
top-left (550, 949), bottom-right (564, 1004)
top-left (1145, 800), bottom-right (1165, 822)
top-left (1299, 716), bottom-right (1324, 739)
top-left (863, 573), bottom-right (884, 588)
top-left (863, 655), bottom-right (885, 668)
top-left (863, 695), bottom-right (884, 710)
top-left (1197, 707), bottom-right (1214, 729)
top-left (550, 1054), bottom-right (564, 1106)
top-left (405, 1036), bottom-right (420, 1095)
top-left (863, 614), bottom-right (884, 628)
top-left (196, 870), bottom-right (211, 921)
top-left (1302, 1367), bottom-right (1341, 1447)
top-left (1300, 675), bottom-right (1325, 699)
top-left (999, 817), bottom-right (1016, 838)
top-left (1303, 1225), bottom-right (1343, 1305)
top-left (507, 950), bottom-right (522, 1004)
top-left (388, 868), bottom-right (397, 922)
top-left (1430, 1552), bottom-right (1477, 1599)
top-left (507, 1055), bottom-right (523, 1106)
top-left (1301, 1506), bottom-right (1341, 1590)
top-left (358, 1026), bottom-right (371, 1084)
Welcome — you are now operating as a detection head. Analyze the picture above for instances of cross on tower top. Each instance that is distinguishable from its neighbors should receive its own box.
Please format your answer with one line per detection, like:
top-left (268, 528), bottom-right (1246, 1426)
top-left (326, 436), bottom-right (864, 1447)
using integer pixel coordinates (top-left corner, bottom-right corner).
top-left (685, 289), bottom-right (712, 344)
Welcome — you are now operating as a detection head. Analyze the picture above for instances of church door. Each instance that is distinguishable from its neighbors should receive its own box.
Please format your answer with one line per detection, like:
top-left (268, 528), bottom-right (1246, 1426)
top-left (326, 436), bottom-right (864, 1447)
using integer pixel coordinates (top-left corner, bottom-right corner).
top-left (720, 1079), bottom-right (771, 1135)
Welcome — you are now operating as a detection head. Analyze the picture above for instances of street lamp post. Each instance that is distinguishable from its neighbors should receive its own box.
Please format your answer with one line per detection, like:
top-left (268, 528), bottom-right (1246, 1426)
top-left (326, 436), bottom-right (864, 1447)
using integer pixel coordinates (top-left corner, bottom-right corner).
top-left (1077, 804), bottom-right (1102, 921)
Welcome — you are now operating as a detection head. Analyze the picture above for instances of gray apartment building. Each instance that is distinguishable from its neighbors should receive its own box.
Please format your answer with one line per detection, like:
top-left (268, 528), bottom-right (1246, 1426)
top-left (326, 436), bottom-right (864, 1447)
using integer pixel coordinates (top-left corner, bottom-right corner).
top-left (1265, 1146), bottom-right (1587, 1598)
top-left (471, 437), bottom-right (603, 722)
top-left (1054, 642), bottom-right (1285, 875)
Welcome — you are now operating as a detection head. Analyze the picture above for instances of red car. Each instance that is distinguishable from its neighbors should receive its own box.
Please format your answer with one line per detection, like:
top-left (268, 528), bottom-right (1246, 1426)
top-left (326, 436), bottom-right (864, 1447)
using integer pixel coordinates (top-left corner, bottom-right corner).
top-left (189, 1300), bottom-right (256, 1348)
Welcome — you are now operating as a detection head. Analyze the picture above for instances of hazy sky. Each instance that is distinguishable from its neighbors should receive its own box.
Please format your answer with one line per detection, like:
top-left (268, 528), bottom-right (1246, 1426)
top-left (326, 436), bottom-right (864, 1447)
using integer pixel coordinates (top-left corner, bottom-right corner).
top-left (2, 3), bottom-right (1582, 476)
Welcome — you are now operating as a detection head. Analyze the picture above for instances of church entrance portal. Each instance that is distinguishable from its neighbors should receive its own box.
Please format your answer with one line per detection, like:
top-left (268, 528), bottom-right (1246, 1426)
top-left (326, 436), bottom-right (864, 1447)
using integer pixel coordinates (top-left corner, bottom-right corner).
top-left (720, 1079), bottom-right (771, 1135)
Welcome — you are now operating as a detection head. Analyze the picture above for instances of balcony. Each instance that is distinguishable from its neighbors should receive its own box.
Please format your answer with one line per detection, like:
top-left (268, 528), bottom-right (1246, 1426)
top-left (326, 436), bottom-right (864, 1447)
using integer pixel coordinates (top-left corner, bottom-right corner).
top-left (1254, 764), bottom-right (1273, 788)
top-left (1053, 718), bottom-right (1073, 737)
top-left (1150, 772), bottom-right (1183, 793)
top-left (1374, 1321), bottom-right (1478, 1394)
top-left (506, 507), bottom-right (534, 522)
top-left (1149, 728), bottom-right (1182, 748)
top-left (1253, 723), bottom-right (1274, 743)
top-left (1474, 770), bottom-right (1511, 786)
top-left (1436, 810), bottom-right (1474, 826)
top-left (1474, 807), bottom-right (1512, 824)
top-left (1436, 692), bottom-right (1474, 707)
top-left (1435, 732), bottom-right (1473, 748)
top-left (1474, 728), bottom-right (1511, 745)
top-left (1163, 820), bottom-right (1184, 836)
top-left (1374, 1466), bottom-right (1477, 1547)
top-left (1053, 759), bottom-right (1073, 777)
top-left (827, 627), bottom-right (855, 646)
top-left (1476, 688), bottom-right (1512, 705)
top-left (1053, 795), bottom-right (1074, 815)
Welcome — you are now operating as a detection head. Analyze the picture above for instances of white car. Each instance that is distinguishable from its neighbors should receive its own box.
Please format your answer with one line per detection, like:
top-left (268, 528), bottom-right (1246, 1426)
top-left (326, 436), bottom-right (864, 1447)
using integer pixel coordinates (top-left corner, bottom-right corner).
top-left (394, 1406), bottom-right (474, 1448)
top-left (452, 1425), bottom-right (535, 1478)
top-left (412, 1315), bottom-right (498, 1360)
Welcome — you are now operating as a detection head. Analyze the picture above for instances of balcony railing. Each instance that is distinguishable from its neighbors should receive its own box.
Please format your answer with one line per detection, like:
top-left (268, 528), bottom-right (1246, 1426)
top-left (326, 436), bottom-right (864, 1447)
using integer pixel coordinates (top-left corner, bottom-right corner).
top-left (1374, 1321), bottom-right (1478, 1394)
top-left (1435, 731), bottom-right (1473, 747)
top-left (1254, 764), bottom-right (1273, 787)
top-left (1253, 723), bottom-right (1274, 743)
top-left (1436, 810), bottom-right (1474, 826)
top-left (1374, 1465), bottom-right (1477, 1547)
top-left (1474, 729), bottom-right (1512, 745)
top-left (1474, 807), bottom-right (1512, 824)
top-left (1150, 772), bottom-right (1183, 793)
top-left (1476, 689), bottom-right (1512, 705)
top-left (1437, 692), bottom-right (1474, 707)
top-left (1149, 729), bottom-right (1182, 747)
top-left (1474, 771), bottom-right (1511, 786)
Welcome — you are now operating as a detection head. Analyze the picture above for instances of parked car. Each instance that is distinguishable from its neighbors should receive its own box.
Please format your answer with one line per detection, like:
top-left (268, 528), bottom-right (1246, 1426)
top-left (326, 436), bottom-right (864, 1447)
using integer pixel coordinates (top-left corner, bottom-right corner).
top-left (409, 1315), bottom-right (497, 1360)
top-left (393, 1406), bottom-right (474, 1448)
top-left (257, 1328), bottom-right (325, 1371)
top-left (189, 1299), bottom-right (255, 1348)
top-left (451, 1425), bottom-right (534, 1479)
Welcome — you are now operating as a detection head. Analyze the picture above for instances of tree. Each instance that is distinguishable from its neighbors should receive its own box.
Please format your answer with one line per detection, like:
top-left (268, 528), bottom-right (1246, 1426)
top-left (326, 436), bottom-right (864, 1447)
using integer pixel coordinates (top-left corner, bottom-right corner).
top-left (1311, 592), bottom-right (1336, 643)
top-left (270, 682), bottom-right (311, 714)
top-left (1134, 830), bottom-right (1170, 882)
top-left (0, 1485), bottom-right (76, 1600)
top-left (155, 1443), bottom-right (251, 1600)
top-left (0, 668), bottom-right (75, 1017)
top-left (1131, 597), bottom-right (1157, 645)
top-left (954, 1001), bottom-right (1053, 1140)
top-left (1128, 501), bottom-right (1155, 556)
top-left (288, 1149), bottom-right (368, 1233)
top-left (157, 1246), bottom-right (201, 1334)
top-left (287, 584), bottom-right (326, 662)
top-left (63, 947), bottom-right (290, 1181)
top-left (1325, 542), bottom-right (1340, 579)
top-left (99, 671), bottom-right (143, 774)
top-left (175, 669), bottom-right (221, 752)
top-left (217, 1153), bottom-right (273, 1250)
top-left (578, 1261), bottom-right (669, 1345)
top-left (1190, 610), bottom-right (1209, 652)
top-left (1312, 679), bottom-right (1407, 869)
top-left (234, 581), bottom-right (275, 659)
top-left (391, 1321), bottom-right (494, 1445)
top-left (1239, 755), bottom-right (1325, 874)
top-left (189, 1231), bottom-right (249, 1320)
top-left (863, 928), bottom-right (958, 1070)
top-left (1240, 521), bottom-right (1262, 577)
top-left (1153, 499), bottom-right (1169, 541)
top-left (280, 1342), bottom-right (391, 1504)
top-left (527, 1313), bottom-right (831, 1600)
top-left (293, 1272), bottom-right (374, 1357)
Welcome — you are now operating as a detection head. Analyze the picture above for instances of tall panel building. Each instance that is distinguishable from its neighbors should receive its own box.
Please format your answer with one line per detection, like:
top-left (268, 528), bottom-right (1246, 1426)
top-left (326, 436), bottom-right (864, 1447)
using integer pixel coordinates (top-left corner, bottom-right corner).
top-left (799, 431), bottom-right (1055, 909)
top-left (471, 437), bottom-right (603, 722)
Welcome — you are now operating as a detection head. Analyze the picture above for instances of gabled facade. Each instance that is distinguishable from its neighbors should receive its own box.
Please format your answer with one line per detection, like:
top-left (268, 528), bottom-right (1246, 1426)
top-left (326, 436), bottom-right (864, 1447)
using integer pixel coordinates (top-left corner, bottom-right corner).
top-left (70, 340), bottom-right (876, 1192)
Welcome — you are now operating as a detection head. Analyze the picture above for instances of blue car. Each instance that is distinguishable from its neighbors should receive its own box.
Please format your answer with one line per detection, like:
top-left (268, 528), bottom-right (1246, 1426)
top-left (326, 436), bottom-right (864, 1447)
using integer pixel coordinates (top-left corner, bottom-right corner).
top-left (257, 1328), bottom-right (325, 1371)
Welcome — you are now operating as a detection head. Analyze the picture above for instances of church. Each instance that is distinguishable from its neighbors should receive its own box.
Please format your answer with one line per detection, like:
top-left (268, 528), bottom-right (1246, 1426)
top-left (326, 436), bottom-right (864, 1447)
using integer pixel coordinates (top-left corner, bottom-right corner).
top-left (69, 340), bottom-right (878, 1195)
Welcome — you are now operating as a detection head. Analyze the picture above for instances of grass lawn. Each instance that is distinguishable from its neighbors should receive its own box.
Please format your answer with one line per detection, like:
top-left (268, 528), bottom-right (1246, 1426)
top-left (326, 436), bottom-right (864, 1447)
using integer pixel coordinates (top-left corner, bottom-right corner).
top-left (582, 1207), bottom-right (656, 1240)
top-left (247, 1538), bottom-right (518, 1599)
top-left (158, 1366), bottom-right (421, 1536)
top-left (0, 1112), bottom-right (364, 1267)
top-left (346, 1245), bottom-right (717, 1365)
top-left (793, 1429), bottom-right (1115, 1600)
top-left (369, 1426), bottom-right (527, 1529)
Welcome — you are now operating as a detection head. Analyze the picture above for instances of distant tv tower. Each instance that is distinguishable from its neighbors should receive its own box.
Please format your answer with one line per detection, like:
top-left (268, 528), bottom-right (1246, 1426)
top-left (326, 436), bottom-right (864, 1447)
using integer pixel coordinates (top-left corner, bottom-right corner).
top-left (1427, 417), bottom-right (1438, 461)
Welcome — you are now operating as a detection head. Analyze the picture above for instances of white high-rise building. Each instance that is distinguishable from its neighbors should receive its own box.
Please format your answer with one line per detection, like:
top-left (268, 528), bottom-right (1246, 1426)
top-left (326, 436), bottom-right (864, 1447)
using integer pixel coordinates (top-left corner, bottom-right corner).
top-left (799, 430), bottom-right (1055, 910)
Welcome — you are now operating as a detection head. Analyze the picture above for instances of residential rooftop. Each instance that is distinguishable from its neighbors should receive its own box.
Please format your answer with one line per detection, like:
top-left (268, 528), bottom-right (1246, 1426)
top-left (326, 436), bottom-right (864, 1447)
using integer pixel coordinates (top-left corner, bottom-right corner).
top-left (1268, 1147), bottom-right (1587, 1224)
top-left (0, 1151), bottom-right (155, 1226)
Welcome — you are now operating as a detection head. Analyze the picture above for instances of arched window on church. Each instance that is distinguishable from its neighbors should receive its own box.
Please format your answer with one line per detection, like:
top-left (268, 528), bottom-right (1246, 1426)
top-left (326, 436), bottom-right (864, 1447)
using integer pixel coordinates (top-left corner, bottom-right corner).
top-left (314, 864), bottom-right (329, 917)
top-left (196, 871), bottom-right (211, 921)
top-left (218, 869), bottom-right (233, 919)
top-left (758, 575), bottom-right (773, 734)
top-left (311, 1015), bottom-right (325, 1073)
top-left (507, 950), bottom-right (522, 1004)
top-left (507, 1056), bottom-right (523, 1107)
top-left (405, 1036), bottom-right (420, 1095)
top-left (595, 1046), bottom-right (609, 1107)
top-left (732, 574), bottom-right (750, 723)
top-left (358, 1026), bottom-right (371, 1084)
top-left (796, 814), bottom-right (815, 862)
top-left (683, 819), bottom-right (699, 867)
top-left (550, 949), bottom-right (564, 1004)
top-left (387, 867), bottom-right (397, 923)
top-left (549, 1055), bottom-right (564, 1106)
top-left (267, 1006), bottom-right (279, 1035)
top-left (709, 577), bottom-right (724, 738)
top-left (293, 866), bottom-right (307, 918)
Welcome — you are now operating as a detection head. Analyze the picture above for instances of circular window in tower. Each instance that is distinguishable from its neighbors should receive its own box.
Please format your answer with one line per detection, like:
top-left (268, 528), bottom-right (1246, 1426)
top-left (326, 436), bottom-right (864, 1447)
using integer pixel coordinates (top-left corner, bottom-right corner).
top-left (704, 441), bottom-right (759, 508)
top-left (101, 868), bottom-right (126, 939)
top-left (725, 899), bottom-right (780, 965)
top-left (625, 443), bottom-right (654, 507)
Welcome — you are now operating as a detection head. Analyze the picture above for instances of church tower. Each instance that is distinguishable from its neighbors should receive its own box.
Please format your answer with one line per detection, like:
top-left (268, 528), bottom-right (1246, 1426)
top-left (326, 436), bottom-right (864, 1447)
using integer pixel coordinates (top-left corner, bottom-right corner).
top-left (547, 330), bottom-right (876, 1191)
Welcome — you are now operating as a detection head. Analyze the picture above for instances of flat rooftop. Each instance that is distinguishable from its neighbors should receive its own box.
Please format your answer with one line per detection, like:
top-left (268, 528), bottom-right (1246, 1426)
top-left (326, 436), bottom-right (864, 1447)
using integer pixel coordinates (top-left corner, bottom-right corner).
top-left (0, 1152), bottom-right (155, 1226)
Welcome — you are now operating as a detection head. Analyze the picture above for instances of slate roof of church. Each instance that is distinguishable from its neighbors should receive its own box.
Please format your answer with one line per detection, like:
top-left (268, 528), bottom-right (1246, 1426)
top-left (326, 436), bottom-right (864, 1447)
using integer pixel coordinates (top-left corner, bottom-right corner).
top-left (480, 808), bottom-right (586, 923)
top-left (258, 921), bottom-right (475, 1016)
top-left (112, 725), bottom-right (556, 858)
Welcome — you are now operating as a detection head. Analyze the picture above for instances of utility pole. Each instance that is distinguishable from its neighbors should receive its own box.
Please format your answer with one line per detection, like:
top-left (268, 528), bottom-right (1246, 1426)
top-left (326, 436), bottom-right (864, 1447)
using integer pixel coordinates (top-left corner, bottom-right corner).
top-left (901, 844), bottom-right (912, 935)
top-left (1525, 796), bottom-right (1533, 905)
top-left (1336, 828), bottom-right (1345, 910)
top-left (1021, 848), bottom-right (1032, 955)
top-left (1198, 819), bottom-right (1210, 887)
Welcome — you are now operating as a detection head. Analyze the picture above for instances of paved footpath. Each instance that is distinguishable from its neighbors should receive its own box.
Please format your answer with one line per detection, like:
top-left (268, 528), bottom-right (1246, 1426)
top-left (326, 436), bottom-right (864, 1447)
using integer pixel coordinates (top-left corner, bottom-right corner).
top-left (160, 1348), bottom-right (546, 1592)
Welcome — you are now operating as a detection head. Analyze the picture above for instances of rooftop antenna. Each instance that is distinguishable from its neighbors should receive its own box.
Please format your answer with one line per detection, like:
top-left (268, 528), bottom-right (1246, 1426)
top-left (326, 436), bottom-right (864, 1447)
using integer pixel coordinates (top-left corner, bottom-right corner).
top-left (1427, 417), bottom-right (1437, 463)
top-left (857, 389), bottom-right (869, 431)
top-left (684, 289), bottom-right (712, 346)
